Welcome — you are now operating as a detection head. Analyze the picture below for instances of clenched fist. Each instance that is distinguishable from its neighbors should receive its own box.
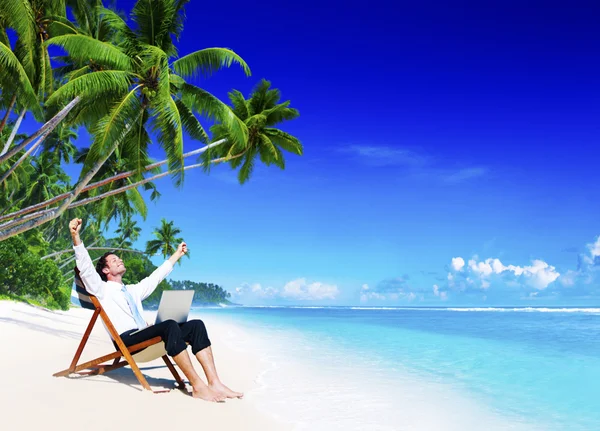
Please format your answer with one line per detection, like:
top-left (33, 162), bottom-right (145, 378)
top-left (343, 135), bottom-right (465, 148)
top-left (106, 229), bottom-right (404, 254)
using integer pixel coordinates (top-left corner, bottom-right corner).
top-left (177, 242), bottom-right (188, 256)
top-left (69, 218), bottom-right (82, 237)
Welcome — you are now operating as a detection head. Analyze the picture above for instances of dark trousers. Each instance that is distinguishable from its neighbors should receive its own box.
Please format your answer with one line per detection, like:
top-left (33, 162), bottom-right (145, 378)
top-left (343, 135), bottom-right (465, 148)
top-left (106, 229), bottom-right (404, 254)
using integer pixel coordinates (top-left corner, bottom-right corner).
top-left (120, 319), bottom-right (211, 357)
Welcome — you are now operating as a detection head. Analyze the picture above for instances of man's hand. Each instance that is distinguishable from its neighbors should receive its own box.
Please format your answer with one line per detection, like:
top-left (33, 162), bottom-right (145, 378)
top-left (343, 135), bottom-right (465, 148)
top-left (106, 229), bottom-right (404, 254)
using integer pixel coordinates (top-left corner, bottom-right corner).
top-left (177, 242), bottom-right (188, 256)
top-left (169, 241), bottom-right (188, 266)
top-left (69, 218), bottom-right (82, 246)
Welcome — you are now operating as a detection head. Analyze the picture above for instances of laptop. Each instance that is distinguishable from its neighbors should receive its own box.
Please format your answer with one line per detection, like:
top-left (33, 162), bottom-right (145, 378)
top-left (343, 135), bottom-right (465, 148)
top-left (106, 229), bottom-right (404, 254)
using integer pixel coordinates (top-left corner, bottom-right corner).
top-left (130, 290), bottom-right (195, 335)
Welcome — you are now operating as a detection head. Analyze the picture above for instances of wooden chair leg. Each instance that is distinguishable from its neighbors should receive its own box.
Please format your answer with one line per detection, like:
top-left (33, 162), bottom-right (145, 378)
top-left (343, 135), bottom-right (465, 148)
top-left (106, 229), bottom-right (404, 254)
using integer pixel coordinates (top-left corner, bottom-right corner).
top-left (162, 355), bottom-right (186, 390)
top-left (68, 308), bottom-right (100, 371)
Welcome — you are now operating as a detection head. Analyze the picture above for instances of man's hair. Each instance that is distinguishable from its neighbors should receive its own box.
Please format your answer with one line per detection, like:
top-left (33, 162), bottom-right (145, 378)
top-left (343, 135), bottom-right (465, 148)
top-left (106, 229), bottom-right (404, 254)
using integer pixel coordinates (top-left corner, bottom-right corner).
top-left (96, 251), bottom-right (116, 282)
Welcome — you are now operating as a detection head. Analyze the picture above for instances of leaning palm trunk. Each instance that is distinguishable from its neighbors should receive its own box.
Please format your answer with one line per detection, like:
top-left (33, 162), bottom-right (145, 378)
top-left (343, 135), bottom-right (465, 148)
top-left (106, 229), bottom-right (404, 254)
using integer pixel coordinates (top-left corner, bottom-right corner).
top-left (1, 108), bottom-right (26, 156)
top-left (68, 152), bottom-right (246, 210)
top-left (42, 247), bottom-right (145, 260)
top-left (0, 150), bottom-right (245, 232)
top-left (0, 117), bottom-right (129, 241)
top-left (0, 96), bottom-right (81, 163)
top-left (0, 93), bottom-right (17, 134)
top-left (1, 130), bottom-right (59, 185)
top-left (0, 139), bottom-right (226, 223)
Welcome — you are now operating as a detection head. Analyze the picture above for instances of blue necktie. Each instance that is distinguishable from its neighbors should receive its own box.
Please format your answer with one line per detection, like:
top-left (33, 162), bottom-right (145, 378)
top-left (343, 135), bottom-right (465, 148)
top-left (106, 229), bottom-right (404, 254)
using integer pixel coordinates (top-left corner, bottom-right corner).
top-left (121, 285), bottom-right (146, 329)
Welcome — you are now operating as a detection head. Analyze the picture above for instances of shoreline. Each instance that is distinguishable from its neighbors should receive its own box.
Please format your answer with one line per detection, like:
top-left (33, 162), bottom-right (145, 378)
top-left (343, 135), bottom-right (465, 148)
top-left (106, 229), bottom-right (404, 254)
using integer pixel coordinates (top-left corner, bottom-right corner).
top-left (0, 300), bottom-right (291, 431)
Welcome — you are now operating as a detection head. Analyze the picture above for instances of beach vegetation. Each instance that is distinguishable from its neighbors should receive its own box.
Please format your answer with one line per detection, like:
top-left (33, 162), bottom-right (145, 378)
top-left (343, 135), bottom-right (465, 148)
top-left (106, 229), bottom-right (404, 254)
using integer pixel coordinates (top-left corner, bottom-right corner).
top-left (0, 0), bottom-right (303, 308)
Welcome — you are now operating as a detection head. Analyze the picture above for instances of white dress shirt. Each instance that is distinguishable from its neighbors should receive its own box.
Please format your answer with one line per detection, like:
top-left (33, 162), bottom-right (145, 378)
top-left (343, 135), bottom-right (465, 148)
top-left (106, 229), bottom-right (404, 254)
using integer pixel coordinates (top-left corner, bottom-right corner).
top-left (73, 242), bottom-right (173, 336)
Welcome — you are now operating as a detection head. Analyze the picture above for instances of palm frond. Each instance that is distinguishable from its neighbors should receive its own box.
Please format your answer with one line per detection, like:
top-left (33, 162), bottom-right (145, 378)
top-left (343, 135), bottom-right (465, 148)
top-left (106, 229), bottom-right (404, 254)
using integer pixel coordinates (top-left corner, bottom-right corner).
top-left (83, 84), bottom-right (144, 178)
top-left (172, 48), bottom-right (251, 78)
top-left (264, 128), bottom-right (303, 155)
top-left (263, 101), bottom-right (299, 126)
top-left (181, 83), bottom-right (248, 149)
top-left (152, 93), bottom-right (184, 186)
top-left (47, 34), bottom-right (133, 71)
top-left (46, 70), bottom-right (135, 109)
top-left (132, 0), bottom-right (178, 55)
top-left (248, 79), bottom-right (280, 115)
top-left (238, 148), bottom-right (257, 184)
top-left (45, 15), bottom-right (79, 37)
top-left (228, 89), bottom-right (250, 120)
top-left (0, 26), bottom-right (9, 47)
top-left (64, 64), bottom-right (91, 81)
top-left (98, 7), bottom-right (138, 47)
top-left (175, 99), bottom-right (208, 144)
top-left (121, 111), bottom-right (151, 176)
top-left (0, 41), bottom-right (41, 118)
top-left (0, 0), bottom-right (36, 73)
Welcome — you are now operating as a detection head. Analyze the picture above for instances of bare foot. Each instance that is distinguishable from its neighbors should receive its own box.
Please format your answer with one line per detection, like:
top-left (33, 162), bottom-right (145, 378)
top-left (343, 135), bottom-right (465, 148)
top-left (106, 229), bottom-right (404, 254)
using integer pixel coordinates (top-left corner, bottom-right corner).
top-left (192, 385), bottom-right (226, 402)
top-left (210, 381), bottom-right (244, 399)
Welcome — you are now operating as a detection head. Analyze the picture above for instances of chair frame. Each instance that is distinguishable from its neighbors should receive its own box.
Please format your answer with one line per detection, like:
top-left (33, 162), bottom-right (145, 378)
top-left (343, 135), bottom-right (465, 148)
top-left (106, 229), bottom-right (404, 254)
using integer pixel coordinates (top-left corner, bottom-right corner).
top-left (53, 292), bottom-right (186, 393)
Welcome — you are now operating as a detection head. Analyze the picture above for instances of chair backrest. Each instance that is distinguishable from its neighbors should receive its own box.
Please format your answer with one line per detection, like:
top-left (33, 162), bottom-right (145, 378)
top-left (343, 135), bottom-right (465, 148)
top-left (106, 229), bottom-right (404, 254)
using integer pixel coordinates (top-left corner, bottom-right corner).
top-left (71, 268), bottom-right (97, 310)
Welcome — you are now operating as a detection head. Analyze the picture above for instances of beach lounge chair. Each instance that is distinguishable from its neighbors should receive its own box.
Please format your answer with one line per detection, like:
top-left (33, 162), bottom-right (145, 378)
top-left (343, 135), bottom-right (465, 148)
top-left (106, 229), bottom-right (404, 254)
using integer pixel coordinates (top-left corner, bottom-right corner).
top-left (53, 268), bottom-right (185, 393)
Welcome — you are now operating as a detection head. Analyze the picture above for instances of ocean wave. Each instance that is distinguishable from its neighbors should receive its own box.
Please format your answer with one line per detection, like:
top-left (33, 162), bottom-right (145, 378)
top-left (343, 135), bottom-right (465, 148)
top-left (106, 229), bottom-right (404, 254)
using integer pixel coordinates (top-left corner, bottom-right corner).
top-left (240, 305), bottom-right (600, 314)
top-left (446, 307), bottom-right (600, 313)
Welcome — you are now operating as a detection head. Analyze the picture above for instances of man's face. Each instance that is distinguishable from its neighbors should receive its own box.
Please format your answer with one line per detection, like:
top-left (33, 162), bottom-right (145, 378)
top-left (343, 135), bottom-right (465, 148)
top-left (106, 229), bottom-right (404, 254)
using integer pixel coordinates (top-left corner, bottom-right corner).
top-left (103, 254), bottom-right (126, 279)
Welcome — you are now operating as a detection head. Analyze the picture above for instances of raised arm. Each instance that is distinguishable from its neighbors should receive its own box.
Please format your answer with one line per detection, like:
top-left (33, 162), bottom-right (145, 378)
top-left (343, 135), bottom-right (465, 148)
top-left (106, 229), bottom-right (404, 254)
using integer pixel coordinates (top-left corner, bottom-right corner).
top-left (133, 242), bottom-right (188, 300)
top-left (70, 218), bottom-right (105, 298)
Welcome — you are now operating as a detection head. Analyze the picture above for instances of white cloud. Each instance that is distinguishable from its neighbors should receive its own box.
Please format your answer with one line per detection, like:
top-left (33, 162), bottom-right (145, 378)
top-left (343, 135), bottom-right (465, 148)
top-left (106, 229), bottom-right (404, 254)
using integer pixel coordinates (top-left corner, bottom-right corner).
top-left (444, 167), bottom-right (487, 184)
top-left (451, 257), bottom-right (465, 271)
top-left (588, 236), bottom-right (600, 258)
top-left (233, 278), bottom-right (339, 301)
top-left (341, 145), bottom-right (428, 167)
top-left (433, 284), bottom-right (449, 301)
top-left (234, 283), bottom-right (278, 299)
top-left (281, 278), bottom-right (339, 301)
top-left (360, 291), bottom-right (386, 302)
top-left (451, 256), bottom-right (560, 290)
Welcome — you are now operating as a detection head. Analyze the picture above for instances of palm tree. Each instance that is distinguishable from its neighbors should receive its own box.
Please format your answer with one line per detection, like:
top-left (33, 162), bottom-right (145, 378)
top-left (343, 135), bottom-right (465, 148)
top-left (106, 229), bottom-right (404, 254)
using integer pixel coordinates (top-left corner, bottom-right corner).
top-left (46, 0), bottom-right (250, 186)
top-left (0, 0), bottom-right (251, 240)
top-left (208, 79), bottom-right (303, 184)
top-left (115, 216), bottom-right (141, 248)
top-left (145, 218), bottom-right (186, 262)
top-left (0, 0), bottom-right (82, 165)
top-left (0, 0), bottom-right (68, 153)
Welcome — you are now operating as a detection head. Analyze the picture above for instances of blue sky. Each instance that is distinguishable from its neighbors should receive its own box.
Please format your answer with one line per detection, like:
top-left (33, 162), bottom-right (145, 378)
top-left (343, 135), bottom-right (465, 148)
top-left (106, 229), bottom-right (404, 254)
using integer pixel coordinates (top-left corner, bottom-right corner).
top-left (16, 0), bottom-right (600, 305)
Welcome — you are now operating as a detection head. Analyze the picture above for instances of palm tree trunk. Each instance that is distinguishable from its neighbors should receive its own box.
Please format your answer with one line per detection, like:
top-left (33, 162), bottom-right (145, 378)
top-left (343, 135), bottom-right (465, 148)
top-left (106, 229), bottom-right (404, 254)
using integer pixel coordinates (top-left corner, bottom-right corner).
top-left (0, 139), bottom-right (226, 223)
top-left (67, 151), bottom-right (246, 209)
top-left (0, 150), bottom-right (246, 230)
top-left (0, 93), bottom-right (17, 134)
top-left (42, 247), bottom-right (144, 260)
top-left (1, 108), bottom-right (26, 156)
top-left (0, 116), bottom-right (132, 241)
top-left (0, 96), bottom-right (80, 163)
top-left (1, 134), bottom-right (48, 185)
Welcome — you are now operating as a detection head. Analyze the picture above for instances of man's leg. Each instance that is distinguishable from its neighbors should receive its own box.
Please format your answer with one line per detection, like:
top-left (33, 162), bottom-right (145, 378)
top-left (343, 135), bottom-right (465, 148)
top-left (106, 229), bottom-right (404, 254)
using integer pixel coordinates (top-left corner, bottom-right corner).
top-left (170, 349), bottom-right (225, 402)
top-left (180, 320), bottom-right (243, 399)
top-left (120, 320), bottom-right (225, 402)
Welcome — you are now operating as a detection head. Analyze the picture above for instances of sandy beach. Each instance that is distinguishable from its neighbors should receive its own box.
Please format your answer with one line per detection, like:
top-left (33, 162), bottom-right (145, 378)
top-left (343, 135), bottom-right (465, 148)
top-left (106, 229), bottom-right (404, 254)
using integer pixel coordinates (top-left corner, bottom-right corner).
top-left (0, 300), bottom-right (290, 431)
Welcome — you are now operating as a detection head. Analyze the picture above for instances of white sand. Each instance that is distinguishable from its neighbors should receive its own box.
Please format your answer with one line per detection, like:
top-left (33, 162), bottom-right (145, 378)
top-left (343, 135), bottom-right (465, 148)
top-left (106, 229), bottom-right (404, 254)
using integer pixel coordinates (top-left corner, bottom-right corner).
top-left (0, 300), bottom-right (291, 431)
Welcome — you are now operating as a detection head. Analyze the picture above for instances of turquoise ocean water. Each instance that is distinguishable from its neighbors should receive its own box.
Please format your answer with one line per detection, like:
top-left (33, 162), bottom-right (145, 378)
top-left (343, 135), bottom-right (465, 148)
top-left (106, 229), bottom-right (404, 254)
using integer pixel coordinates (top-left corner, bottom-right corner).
top-left (193, 306), bottom-right (600, 431)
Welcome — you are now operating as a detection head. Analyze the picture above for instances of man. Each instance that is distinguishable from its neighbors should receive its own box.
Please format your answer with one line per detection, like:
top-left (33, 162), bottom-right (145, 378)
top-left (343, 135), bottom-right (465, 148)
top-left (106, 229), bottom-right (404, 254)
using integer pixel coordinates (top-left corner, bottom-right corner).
top-left (69, 218), bottom-right (242, 402)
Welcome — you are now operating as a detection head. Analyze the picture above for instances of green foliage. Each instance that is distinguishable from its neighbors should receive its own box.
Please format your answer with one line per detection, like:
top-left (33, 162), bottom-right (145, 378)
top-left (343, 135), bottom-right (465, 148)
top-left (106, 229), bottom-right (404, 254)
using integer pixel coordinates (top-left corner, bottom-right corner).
top-left (170, 279), bottom-right (231, 305)
top-left (145, 218), bottom-right (186, 261)
top-left (121, 253), bottom-right (172, 306)
top-left (0, 236), bottom-right (69, 310)
top-left (208, 79), bottom-right (302, 184)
